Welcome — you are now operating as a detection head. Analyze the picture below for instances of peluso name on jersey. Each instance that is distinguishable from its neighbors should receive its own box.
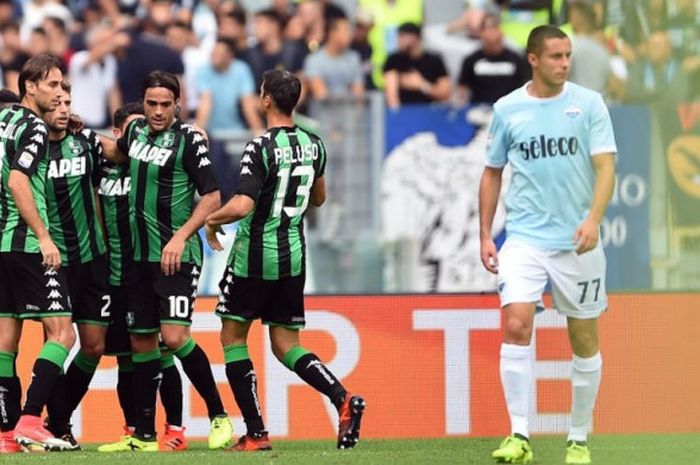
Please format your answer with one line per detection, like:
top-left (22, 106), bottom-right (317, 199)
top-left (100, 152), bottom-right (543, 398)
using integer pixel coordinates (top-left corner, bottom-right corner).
top-left (0, 122), bottom-right (19, 140)
top-left (274, 143), bottom-right (319, 165)
top-left (48, 157), bottom-right (86, 178)
top-left (518, 136), bottom-right (579, 160)
top-left (129, 140), bottom-right (173, 166)
top-left (98, 176), bottom-right (130, 196)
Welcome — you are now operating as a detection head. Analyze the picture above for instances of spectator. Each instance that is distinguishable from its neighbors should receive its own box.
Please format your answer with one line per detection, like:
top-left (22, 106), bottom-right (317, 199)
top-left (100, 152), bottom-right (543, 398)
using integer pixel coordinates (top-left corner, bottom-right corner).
top-left (351, 8), bottom-right (375, 90)
top-left (68, 24), bottom-right (124, 127)
top-left (297, 0), bottom-right (325, 51)
top-left (0, 22), bottom-right (29, 93)
top-left (244, 8), bottom-right (308, 88)
top-left (195, 36), bottom-right (262, 133)
top-left (20, 0), bottom-right (73, 45)
top-left (27, 26), bottom-right (49, 56)
top-left (568, 1), bottom-right (611, 94)
top-left (217, 8), bottom-right (249, 54)
top-left (305, 16), bottom-right (363, 100)
top-left (457, 12), bottom-right (529, 105)
top-left (617, 0), bottom-right (669, 63)
top-left (42, 16), bottom-right (73, 66)
top-left (624, 30), bottom-right (689, 104)
top-left (383, 22), bottom-right (451, 108)
top-left (0, 0), bottom-right (14, 25)
top-left (166, 20), bottom-right (209, 116)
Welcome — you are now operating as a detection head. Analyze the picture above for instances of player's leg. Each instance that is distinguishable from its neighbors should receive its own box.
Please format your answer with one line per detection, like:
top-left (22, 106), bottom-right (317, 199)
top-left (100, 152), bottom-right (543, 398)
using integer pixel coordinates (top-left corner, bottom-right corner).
top-left (157, 263), bottom-right (231, 449)
top-left (158, 347), bottom-right (187, 451)
top-left (549, 244), bottom-right (607, 465)
top-left (492, 241), bottom-right (548, 464)
top-left (266, 274), bottom-right (365, 449)
top-left (0, 316), bottom-right (22, 454)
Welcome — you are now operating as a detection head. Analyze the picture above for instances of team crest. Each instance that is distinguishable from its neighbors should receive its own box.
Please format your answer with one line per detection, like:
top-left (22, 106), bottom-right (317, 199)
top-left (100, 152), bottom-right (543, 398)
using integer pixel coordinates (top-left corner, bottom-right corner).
top-left (69, 140), bottom-right (82, 155)
top-left (564, 105), bottom-right (582, 120)
top-left (161, 132), bottom-right (175, 148)
top-left (126, 311), bottom-right (135, 327)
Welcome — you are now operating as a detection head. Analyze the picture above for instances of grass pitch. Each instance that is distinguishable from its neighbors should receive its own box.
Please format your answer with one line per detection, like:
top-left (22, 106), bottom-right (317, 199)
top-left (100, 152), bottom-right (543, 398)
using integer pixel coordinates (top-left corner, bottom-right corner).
top-left (4, 434), bottom-right (698, 464)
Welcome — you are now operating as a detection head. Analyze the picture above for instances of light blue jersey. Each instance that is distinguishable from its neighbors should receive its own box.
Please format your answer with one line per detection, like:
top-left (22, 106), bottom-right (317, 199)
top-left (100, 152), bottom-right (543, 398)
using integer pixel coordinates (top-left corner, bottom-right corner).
top-left (486, 81), bottom-right (617, 250)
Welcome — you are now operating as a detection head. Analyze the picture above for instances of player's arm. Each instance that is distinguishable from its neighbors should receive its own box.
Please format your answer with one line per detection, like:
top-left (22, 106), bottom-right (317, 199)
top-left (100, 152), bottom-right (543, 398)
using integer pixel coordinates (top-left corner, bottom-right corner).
top-left (100, 117), bottom-right (142, 164)
top-left (479, 166), bottom-right (503, 274)
top-left (8, 123), bottom-right (60, 269)
top-left (205, 141), bottom-right (266, 251)
top-left (310, 176), bottom-right (326, 207)
top-left (574, 153), bottom-right (615, 255)
top-left (161, 133), bottom-right (221, 275)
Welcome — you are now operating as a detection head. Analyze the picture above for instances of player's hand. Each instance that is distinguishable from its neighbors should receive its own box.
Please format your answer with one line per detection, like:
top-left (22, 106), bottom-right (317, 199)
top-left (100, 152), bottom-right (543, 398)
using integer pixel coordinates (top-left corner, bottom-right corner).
top-left (68, 113), bottom-right (84, 134)
top-left (161, 234), bottom-right (186, 276)
top-left (480, 238), bottom-right (499, 274)
top-left (574, 218), bottom-right (599, 255)
top-left (205, 223), bottom-right (225, 252)
top-left (39, 236), bottom-right (61, 271)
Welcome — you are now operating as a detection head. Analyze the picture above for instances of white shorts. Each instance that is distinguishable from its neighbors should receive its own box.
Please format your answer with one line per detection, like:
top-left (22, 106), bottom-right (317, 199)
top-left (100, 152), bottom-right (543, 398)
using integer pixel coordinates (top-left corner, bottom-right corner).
top-left (497, 239), bottom-right (608, 319)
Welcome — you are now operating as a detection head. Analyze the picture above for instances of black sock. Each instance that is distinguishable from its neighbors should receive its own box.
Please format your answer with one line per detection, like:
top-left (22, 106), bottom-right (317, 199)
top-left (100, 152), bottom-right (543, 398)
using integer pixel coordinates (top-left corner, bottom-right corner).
top-left (225, 359), bottom-right (265, 435)
top-left (63, 354), bottom-right (99, 416)
top-left (0, 376), bottom-right (21, 432)
top-left (46, 374), bottom-right (71, 435)
top-left (117, 367), bottom-right (137, 428)
top-left (159, 363), bottom-right (183, 426)
top-left (291, 353), bottom-right (347, 410)
top-left (173, 339), bottom-right (225, 418)
top-left (132, 350), bottom-right (161, 440)
top-left (23, 360), bottom-right (64, 417)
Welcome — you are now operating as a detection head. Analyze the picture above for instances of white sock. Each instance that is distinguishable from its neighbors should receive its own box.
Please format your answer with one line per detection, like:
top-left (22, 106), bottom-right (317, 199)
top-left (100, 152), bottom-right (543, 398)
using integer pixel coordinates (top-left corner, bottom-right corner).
top-left (500, 343), bottom-right (532, 438)
top-left (568, 352), bottom-right (602, 442)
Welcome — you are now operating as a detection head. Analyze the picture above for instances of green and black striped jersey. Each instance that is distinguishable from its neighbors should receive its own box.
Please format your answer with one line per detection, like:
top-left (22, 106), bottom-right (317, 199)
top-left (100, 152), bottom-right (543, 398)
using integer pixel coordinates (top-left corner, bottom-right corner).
top-left (0, 104), bottom-right (50, 253)
top-left (116, 119), bottom-right (218, 266)
top-left (229, 126), bottom-right (326, 280)
top-left (46, 129), bottom-right (106, 265)
top-left (97, 160), bottom-right (133, 286)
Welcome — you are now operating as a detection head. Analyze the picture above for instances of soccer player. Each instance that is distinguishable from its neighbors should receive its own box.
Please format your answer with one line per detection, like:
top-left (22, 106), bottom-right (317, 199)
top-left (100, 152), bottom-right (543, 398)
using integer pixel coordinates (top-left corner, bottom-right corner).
top-left (479, 26), bottom-right (616, 465)
top-left (98, 103), bottom-right (187, 452)
top-left (0, 54), bottom-right (75, 453)
top-left (100, 71), bottom-right (231, 451)
top-left (205, 69), bottom-right (366, 452)
top-left (38, 80), bottom-right (109, 450)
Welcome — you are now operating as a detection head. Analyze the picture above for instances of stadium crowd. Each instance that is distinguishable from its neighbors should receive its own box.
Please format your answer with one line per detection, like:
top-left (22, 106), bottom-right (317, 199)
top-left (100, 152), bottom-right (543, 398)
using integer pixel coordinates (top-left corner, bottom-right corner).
top-left (1, 0), bottom-right (697, 127)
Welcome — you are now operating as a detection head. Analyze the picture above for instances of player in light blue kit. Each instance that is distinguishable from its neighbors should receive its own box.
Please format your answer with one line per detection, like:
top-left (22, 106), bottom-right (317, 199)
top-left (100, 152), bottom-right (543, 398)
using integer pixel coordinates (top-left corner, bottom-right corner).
top-left (479, 25), bottom-right (617, 465)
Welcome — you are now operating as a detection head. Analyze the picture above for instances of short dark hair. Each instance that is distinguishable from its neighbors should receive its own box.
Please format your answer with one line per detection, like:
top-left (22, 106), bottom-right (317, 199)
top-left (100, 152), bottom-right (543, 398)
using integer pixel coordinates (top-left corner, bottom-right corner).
top-left (255, 8), bottom-right (282, 27)
top-left (526, 25), bottom-right (569, 56)
top-left (113, 102), bottom-right (144, 129)
top-left (18, 53), bottom-right (63, 99)
top-left (398, 22), bottom-right (421, 37)
top-left (325, 16), bottom-right (348, 39)
top-left (219, 9), bottom-right (246, 27)
top-left (31, 26), bottom-right (47, 37)
top-left (0, 22), bottom-right (19, 35)
top-left (569, 1), bottom-right (597, 30)
top-left (141, 70), bottom-right (180, 99)
top-left (480, 12), bottom-right (501, 30)
top-left (0, 89), bottom-right (20, 106)
top-left (60, 79), bottom-right (71, 94)
top-left (43, 16), bottom-right (67, 33)
top-left (215, 36), bottom-right (237, 55)
top-left (262, 69), bottom-right (301, 116)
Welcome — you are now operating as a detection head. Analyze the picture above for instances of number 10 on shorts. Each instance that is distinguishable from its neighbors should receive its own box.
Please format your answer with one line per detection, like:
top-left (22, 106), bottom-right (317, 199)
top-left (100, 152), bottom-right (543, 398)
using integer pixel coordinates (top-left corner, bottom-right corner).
top-left (577, 278), bottom-right (601, 304)
top-left (169, 295), bottom-right (189, 318)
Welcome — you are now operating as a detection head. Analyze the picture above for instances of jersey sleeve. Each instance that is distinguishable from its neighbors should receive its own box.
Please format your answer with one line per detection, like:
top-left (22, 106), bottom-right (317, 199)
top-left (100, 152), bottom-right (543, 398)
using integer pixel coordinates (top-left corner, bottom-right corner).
top-left (316, 137), bottom-right (327, 177)
top-left (11, 118), bottom-right (48, 176)
top-left (589, 94), bottom-right (617, 156)
top-left (485, 108), bottom-right (509, 168)
top-left (116, 118), bottom-right (138, 156)
top-left (182, 127), bottom-right (219, 195)
top-left (83, 128), bottom-right (104, 187)
top-left (235, 141), bottom-right (266, 201)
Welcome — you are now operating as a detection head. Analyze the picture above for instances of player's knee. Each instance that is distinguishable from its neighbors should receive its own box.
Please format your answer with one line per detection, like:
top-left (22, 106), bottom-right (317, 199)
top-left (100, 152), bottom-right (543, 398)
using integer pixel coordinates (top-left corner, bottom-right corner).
top-left (270, 341), bottom-right (292, 363)
top-left (504, 318), bottom-right (533, 344)
top-left (162, 332), bottom-right (188, 351)
top-left (569, 330), bottom-right (598, 355)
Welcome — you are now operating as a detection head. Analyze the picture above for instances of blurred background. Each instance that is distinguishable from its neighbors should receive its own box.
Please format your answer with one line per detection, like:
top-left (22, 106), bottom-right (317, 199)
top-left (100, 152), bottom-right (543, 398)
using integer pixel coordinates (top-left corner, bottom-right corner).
top-left (2, 0), bottom-right (698, 295)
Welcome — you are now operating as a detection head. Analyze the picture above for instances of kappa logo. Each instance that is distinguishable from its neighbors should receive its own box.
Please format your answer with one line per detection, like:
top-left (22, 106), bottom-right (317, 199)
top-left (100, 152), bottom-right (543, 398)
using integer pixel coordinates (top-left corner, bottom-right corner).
top-left (44, 268), bottom-right (57, 276)
top-left (47, 290), bottom-right (62, 299)
top-left (34, 124), bottom-right (47, 134)
top-left (244, 143), bottom-right (255, 153)
top-left (25, 143), bottom-right (38, 154)
top-left (241, 154), bottom-right (252, 164)
top-left (198, 157), bottom-right (211, 168)
top-left (48, 301), bottom-right (64, 311)
top-left (241, 166), bottom-right (252, 176)
top-left (196, 144), bottom-right (208, 155)
top-left (30, 134), bottom-right (44, 144)
top-left (46, 278), bottom-right (60, 288)
top-left (564, 105), bottom-right (582, 120)
top-left (252, 137), bottom-right (262, 144)
top-left (192, 133), bottom-right (204, 143)
top-left (262, 132), bottom-right (271, 140)
top-left (223, 284), bottom-right (230, 295)
top-left (225, 273), bottom-right (233, 284)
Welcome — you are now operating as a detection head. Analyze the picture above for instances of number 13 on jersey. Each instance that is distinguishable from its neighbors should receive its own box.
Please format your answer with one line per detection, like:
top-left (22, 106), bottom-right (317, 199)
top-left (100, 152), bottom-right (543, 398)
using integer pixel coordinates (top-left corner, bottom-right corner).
top-left (272, 165), bottom-right (315, 218)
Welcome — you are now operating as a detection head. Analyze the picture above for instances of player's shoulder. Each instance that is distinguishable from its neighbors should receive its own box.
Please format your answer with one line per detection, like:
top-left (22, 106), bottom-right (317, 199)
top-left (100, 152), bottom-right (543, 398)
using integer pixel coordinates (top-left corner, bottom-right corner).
top-left (565, 81), bottom-right (604, 104)
top-left (492, 84), bottom-right (528, 114)
top-left (14, 107), bottom-right (48, 133)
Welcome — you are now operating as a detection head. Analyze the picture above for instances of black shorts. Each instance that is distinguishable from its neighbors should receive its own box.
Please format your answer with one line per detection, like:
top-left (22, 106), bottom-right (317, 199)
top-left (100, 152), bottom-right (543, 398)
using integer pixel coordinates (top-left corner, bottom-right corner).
top-left (65, 254), bottom-right (111, 326)
top-left (104, 284), bottom-right (130, 356)
top-left (215, 266), bottom-right (306, 329)
top-left (126, 262), bottom-right (200, 333)
top-left (0, 252), bottom-right (72, 320)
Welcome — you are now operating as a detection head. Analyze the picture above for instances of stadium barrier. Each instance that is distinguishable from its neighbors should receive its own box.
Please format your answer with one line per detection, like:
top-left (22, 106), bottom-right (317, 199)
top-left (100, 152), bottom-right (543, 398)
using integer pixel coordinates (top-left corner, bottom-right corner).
top-left (15, 293), bottom-right (700, 442)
